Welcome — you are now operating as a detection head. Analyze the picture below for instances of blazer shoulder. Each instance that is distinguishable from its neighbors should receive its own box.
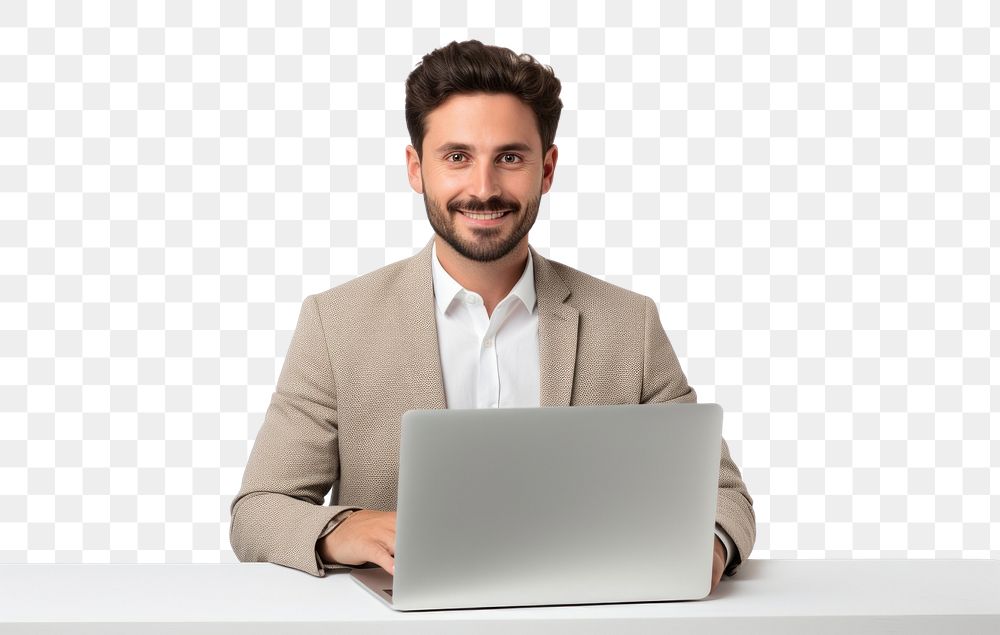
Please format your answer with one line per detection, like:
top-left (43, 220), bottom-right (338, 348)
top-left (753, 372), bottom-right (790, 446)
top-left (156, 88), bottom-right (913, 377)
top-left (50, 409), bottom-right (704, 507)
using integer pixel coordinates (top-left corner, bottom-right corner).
top-left (544, 257), bottom-right (650, 313)
top-left (310, 254), bottom-right (419, 312)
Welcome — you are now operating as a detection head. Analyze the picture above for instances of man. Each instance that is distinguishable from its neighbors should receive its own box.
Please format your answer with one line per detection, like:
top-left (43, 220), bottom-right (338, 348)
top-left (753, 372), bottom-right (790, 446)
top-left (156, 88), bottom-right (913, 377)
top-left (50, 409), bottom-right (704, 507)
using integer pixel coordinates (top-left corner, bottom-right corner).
top-left (230, 40), bottom-right (755, 595)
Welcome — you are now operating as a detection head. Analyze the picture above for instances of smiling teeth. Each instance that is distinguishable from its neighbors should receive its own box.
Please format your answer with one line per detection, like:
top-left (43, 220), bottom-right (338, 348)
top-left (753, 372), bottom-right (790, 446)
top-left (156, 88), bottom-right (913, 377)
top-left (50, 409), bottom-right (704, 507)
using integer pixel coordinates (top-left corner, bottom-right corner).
top-left (463, 211), bottom-right (507, 220)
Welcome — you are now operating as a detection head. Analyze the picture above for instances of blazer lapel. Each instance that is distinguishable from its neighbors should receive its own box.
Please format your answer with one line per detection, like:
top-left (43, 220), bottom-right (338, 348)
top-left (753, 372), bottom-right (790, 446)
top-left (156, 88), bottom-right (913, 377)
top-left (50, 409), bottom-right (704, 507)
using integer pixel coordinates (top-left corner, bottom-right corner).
top-left (398, 239), bottom-right (448, 410)
top-left (531, 245), bottom-right (579, 407)
top-left (396, 240), bottom-right (577, 410)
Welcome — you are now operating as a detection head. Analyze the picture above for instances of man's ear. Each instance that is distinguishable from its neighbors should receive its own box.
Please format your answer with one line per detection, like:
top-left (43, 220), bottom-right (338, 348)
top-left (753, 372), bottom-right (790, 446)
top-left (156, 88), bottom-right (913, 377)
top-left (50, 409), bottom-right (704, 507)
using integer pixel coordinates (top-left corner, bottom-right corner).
top-left (540, 144), bottom-right (558, 195)
top-left (406, 145), bottom-right (423, 194)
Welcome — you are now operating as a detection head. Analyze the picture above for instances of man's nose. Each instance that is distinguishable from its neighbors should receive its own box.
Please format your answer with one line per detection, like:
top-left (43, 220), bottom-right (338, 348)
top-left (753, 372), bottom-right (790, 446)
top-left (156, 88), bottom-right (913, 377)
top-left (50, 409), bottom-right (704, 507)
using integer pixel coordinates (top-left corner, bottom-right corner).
top-left (469, 160), bottom-right (501, 201)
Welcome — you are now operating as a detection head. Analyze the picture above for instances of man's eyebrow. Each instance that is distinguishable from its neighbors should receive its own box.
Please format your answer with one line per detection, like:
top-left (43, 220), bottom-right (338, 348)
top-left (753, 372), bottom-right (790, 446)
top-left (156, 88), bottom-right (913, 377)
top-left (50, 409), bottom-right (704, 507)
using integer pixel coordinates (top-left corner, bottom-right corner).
top-left (433, 142), bottom-right (535, 154)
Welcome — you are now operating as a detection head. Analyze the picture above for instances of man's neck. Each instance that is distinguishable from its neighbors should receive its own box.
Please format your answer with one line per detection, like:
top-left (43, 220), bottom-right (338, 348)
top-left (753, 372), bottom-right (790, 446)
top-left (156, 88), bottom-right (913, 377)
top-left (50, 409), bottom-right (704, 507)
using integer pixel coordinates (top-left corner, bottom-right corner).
top-left (434, 236), bottom-right (529, 317)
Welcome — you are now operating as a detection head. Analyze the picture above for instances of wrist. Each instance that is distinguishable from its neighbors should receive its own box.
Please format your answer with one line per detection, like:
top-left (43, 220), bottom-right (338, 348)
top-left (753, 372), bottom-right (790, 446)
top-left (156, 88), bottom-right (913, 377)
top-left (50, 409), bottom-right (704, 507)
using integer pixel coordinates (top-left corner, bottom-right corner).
top-left (317, 509), bottom-right (358, 564)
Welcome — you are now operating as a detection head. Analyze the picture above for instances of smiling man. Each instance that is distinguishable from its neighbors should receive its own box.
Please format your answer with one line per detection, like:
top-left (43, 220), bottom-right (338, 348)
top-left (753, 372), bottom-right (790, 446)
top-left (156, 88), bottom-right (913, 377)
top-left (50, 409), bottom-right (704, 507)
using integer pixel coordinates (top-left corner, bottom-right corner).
top-left (230, 40), bottom-right (755, 595)
top-left (415, 91), bottom-right (550, 305)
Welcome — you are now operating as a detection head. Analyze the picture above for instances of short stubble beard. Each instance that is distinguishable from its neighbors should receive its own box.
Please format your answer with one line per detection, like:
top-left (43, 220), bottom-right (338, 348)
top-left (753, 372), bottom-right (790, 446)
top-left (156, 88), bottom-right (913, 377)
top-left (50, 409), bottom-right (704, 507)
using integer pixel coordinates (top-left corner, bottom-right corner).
top-left (423, 188), bottom-right (541, 263)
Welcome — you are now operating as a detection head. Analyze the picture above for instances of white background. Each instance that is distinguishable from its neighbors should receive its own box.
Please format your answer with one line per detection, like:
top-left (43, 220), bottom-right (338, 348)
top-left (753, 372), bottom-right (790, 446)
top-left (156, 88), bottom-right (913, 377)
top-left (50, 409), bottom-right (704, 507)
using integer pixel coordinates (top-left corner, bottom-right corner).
top-left (0, 0), bottom-right (996, 563)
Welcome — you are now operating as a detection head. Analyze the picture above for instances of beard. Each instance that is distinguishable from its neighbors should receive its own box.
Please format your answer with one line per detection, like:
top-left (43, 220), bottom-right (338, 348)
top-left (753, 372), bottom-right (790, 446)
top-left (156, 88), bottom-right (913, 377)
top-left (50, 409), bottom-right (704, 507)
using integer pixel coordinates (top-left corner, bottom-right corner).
top-left (423, 189), bottom-right (541, 263)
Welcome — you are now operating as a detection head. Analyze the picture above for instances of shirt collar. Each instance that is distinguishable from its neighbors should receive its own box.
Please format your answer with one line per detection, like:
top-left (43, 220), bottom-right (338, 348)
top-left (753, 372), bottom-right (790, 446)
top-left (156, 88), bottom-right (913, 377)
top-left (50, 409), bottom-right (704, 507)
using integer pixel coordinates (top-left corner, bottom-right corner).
top-left (431, 241), bottom-right (537, 316)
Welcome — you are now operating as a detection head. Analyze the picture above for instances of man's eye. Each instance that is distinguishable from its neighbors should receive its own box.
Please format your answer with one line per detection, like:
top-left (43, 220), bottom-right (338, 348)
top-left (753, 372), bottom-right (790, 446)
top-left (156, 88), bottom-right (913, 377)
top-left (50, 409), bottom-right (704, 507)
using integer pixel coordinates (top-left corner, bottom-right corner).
top-left (447, 153), bottom-right (465, 162)
top-left (499, 153), bottom-right (520, 164)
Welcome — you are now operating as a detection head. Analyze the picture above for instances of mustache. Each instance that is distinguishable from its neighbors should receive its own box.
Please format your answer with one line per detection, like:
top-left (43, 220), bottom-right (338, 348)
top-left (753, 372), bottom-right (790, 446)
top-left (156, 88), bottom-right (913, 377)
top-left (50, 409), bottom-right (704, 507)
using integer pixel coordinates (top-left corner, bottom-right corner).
top-left (447, 196), bottom-right (518, 213)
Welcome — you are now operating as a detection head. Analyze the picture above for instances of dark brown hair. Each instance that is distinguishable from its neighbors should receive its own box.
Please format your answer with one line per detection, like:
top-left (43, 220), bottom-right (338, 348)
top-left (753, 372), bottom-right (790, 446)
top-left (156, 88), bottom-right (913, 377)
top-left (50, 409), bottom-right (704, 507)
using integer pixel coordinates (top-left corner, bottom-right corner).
top-left (405, 40), bottom-right (563, 159)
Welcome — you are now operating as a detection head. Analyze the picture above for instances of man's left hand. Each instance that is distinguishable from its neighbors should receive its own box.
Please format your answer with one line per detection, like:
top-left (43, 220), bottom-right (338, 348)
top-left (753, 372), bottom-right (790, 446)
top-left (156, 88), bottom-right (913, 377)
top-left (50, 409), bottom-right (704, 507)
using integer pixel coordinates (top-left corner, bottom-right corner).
top-left (710, 536), bottom-right (725, 595)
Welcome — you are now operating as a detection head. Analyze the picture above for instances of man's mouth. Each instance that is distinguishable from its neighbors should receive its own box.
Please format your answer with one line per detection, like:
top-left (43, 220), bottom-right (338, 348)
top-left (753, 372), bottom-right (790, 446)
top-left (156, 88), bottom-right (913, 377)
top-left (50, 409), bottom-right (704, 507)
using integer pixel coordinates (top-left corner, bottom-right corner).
top-left (459, 209), bottom-right (511, 220)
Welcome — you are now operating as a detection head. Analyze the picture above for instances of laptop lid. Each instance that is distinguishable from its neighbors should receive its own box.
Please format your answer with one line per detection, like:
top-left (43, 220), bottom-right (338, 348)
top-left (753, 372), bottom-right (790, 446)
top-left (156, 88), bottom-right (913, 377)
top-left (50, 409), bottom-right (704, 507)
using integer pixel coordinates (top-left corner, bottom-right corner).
top-left (358, 403), bottom-right (723, 611)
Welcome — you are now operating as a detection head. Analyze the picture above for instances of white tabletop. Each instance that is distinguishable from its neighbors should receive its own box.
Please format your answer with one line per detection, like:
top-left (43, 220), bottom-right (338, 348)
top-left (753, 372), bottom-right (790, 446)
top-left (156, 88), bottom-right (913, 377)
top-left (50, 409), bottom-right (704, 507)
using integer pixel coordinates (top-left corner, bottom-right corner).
top-left (2, 559), bottom-right (997, 634)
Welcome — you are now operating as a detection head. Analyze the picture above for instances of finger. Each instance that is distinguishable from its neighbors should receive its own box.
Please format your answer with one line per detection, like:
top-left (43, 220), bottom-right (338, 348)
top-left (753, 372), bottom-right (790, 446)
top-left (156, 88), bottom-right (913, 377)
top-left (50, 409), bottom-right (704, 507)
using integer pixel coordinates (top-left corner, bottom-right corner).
top-left (377, 525), bottom-right (397, 555)
top-left (367, 547), bottom-right (395, 576)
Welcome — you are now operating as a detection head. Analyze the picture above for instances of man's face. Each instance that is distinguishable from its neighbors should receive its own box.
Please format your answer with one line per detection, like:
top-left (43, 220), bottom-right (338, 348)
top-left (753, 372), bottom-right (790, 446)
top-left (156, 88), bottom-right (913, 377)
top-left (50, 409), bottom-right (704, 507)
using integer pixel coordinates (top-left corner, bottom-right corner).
top-left (406, 92), bottom-right (558, 262)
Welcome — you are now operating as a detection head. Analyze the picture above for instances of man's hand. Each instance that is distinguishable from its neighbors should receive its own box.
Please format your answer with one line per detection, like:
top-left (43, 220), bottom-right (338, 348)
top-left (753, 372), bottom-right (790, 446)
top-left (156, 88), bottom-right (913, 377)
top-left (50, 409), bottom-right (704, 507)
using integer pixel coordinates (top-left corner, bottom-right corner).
top-left (318, 510), bottom-right (397, 575)
top-left (710, 536), bottom-right (726, 594)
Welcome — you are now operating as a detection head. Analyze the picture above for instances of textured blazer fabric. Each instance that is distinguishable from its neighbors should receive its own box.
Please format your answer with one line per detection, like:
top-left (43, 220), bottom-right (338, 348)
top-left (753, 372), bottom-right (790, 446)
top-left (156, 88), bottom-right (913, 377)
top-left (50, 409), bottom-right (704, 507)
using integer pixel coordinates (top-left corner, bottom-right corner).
top-left (230, 240), bottom-right (756, 576)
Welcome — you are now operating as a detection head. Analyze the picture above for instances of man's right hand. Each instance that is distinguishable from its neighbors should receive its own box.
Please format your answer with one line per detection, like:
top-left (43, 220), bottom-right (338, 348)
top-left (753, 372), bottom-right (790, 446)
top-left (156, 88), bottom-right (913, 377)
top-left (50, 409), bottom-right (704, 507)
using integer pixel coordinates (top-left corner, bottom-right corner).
top-left (318, 510), bottom-right (397, 575)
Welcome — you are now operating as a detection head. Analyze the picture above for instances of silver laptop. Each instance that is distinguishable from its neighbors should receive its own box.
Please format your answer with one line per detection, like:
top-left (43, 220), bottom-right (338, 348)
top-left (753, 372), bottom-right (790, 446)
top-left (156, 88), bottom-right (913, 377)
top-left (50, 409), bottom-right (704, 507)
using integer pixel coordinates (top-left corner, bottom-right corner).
top-left (351, 403), bottom-right (723, 611)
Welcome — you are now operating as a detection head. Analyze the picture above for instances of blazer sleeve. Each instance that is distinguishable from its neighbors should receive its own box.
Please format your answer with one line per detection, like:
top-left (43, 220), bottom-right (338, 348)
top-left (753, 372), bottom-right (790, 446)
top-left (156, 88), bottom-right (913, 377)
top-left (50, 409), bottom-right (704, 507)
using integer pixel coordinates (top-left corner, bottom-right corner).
top-left (229, 294), bottom-right (357, 577)
top-left (640, 296), bottom-right (756, 576)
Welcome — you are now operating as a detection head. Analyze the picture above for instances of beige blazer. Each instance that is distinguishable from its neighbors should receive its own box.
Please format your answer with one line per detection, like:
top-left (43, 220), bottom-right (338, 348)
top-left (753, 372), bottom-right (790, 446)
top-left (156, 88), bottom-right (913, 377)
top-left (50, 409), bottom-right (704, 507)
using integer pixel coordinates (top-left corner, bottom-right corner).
top-left (230, 240), bottom-right (755, 577)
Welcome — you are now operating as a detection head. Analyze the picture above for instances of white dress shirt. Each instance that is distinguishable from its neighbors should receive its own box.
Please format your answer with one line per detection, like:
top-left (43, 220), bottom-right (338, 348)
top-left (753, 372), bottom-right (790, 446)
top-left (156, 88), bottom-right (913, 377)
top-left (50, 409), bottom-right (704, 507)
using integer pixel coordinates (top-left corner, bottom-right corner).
top-left (431, 242), bottom-right (540, 410)
top-left (429, 242), bottom-right (736, 569)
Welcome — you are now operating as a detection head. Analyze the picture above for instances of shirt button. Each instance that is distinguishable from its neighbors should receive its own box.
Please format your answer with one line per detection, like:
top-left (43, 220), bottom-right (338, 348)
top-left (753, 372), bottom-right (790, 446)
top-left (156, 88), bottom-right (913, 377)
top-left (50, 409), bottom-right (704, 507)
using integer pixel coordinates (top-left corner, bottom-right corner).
top-left (483, 337), bottom-right (494, 348)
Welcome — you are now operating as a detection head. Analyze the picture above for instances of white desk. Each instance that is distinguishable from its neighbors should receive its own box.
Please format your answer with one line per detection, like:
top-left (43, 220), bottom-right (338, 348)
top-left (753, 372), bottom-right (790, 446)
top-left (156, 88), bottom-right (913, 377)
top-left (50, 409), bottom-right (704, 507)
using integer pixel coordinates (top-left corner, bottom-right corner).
top-left (1, 560), bottom-right (997, 634)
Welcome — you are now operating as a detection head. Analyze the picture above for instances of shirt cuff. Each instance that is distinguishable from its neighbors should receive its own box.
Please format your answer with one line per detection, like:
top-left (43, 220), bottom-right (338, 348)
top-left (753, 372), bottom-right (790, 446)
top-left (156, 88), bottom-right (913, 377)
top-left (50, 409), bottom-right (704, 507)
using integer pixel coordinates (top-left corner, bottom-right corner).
top-left (714, 523), bottom-right (737, 569)
top-left (315, 508), bottom-right (360, 569)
